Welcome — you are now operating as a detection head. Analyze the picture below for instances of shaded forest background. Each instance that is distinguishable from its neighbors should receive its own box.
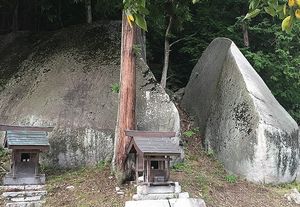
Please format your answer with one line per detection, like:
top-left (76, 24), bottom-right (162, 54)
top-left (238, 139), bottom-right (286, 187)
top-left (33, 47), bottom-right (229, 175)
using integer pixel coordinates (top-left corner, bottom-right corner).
top-left (0, 0), bottom-right (299, 123)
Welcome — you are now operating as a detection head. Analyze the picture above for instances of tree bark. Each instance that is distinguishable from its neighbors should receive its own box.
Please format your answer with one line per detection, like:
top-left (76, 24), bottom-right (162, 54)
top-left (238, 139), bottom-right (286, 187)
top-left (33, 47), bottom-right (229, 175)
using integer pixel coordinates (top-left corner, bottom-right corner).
top-left (85, 0), bottom-right (92, 24)
top-left (12, 0), bottom-right (19, 32)
top-left (160, 15), bottom-right (173, 89)
top-left (115, 12), bottom-right (136, 175)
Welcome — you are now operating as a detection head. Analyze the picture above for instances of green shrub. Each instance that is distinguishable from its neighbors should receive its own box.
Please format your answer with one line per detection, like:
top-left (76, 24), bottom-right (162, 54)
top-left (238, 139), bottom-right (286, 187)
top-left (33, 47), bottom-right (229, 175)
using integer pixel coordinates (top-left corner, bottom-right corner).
top-left (183, 127), bottom-right (199, 138)
top-left (111, 83), bottom-right (120, 93)
top-left (225, 174), bottom-right (237, 183)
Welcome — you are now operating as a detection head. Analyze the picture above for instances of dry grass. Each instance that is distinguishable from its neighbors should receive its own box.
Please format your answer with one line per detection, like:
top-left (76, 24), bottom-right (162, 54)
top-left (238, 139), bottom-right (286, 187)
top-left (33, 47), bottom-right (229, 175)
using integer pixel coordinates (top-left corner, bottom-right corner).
top-left (45, 166), bottom-right (134, 207)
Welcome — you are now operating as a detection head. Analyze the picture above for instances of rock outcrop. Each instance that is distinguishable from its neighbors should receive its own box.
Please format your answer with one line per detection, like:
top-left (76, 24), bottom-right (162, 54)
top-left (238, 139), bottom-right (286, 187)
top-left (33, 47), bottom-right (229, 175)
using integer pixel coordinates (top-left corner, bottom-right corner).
top-left (0, 22), bottom-right (180, 168)
top-left (182, 38), bottom-right (299, 184)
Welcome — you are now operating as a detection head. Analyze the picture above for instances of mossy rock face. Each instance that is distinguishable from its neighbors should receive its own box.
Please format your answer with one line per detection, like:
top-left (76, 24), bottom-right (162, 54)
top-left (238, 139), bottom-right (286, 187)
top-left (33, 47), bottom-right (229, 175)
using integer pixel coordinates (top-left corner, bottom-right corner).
top-left (0, 22), bottom-right (180, 168)
top-left (182, 38), bottom-right (299, 184)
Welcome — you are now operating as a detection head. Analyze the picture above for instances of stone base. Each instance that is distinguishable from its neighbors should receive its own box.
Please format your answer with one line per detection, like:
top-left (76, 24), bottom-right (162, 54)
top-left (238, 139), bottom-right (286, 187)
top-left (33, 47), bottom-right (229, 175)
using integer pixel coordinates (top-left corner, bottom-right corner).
top-left (2, 185), bottom-right (47, 207)
top-left (134, 182), bottom-right (185, 201)
top-left (6, 201), bottom-right (45, 207)
top-left (125, 198), bottom-right (206, 207)
top-left (3, 174), bottom-right (45, 185)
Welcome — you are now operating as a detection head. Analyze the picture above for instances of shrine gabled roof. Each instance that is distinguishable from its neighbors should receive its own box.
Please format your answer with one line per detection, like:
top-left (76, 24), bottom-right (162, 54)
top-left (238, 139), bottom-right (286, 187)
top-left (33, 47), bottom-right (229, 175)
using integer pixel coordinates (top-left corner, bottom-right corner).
top-left (129, 137), bottom-right (181, 156)
top-left (4, 130), bottom-right (50, 150)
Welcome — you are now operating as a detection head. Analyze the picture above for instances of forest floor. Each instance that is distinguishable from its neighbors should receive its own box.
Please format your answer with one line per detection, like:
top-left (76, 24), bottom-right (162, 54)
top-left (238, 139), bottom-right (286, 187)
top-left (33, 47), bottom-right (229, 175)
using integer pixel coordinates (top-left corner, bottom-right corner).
top-left (0, 108), bottom-right (299, 207)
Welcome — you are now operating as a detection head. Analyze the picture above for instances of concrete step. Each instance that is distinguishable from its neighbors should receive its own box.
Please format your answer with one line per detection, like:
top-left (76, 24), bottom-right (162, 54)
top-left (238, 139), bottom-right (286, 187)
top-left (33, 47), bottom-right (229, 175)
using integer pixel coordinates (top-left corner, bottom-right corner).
top-left (6, 201), bottom-right (45, 207)
top-left (3, 191), bottom-right (47, 199)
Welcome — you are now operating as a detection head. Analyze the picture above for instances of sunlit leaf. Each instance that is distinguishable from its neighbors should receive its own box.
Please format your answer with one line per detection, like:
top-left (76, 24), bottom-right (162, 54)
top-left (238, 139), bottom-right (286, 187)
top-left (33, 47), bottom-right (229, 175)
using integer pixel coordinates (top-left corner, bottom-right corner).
top-left (244, 9), bottom-right (261, 20)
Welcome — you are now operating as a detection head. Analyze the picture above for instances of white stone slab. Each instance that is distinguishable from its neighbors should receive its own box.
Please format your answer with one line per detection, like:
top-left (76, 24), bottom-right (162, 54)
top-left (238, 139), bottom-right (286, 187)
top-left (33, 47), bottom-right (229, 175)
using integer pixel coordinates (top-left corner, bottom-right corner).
top-left (0, 185), bottom-right (45, 191)
top-left (3, 191), bottom-right (47, 198)
top-left (169, 198), bottom-right (206, 207)
top-left (11, 195), bottom-right (42, 202)
top-left (125, 200), bottom-right (170, 207)
top-left (6, 201), bottom-right (45, 207)
top-left (133, 193), bottom-right (177, 200)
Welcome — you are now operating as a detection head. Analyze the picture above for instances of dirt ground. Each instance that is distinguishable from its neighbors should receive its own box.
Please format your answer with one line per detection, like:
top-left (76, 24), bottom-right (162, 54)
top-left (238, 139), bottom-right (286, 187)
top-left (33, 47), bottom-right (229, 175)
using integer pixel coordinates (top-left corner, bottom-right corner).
top-left (44, 166), bottom-right (133, 207)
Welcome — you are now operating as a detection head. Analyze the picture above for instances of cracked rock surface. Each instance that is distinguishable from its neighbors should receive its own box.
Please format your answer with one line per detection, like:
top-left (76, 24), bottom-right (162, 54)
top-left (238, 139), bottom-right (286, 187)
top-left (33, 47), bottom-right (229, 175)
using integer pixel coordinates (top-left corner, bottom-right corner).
top-left (0, 22), bottom-right (180, 168)
top-left (182, 37), bottom-right (299, 184)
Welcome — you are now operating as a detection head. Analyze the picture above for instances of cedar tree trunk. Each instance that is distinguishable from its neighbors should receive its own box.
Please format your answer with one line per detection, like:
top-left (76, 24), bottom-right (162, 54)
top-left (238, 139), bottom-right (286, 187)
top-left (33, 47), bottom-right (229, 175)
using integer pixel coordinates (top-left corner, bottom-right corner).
top-left (115, 13), bottom-right (136, 175)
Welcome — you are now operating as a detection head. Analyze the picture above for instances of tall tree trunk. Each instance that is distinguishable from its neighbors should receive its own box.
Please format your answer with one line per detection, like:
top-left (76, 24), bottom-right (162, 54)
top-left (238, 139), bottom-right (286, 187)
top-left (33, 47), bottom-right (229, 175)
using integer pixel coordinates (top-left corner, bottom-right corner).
top-left (160, 15), bottom-right (173, 89)
top-left (58, 0), bottom-right (64, 28)
top-left (114, 12), bottom-right (136, 178)
top-left (136, 28), bottom-right (147, 62)
top-left (12, 0), bottom-right (19, 32)
top-left (85, 0), bottom-right (92, 24)
top-left (242, 22), bottom-right (249, 47)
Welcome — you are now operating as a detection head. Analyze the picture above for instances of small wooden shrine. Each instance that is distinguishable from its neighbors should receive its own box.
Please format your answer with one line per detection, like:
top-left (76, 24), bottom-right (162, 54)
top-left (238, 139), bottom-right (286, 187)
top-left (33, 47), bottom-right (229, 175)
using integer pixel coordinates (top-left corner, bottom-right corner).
top-left (126, 130), bottom-right (181, 185)
top-left (0, 124), bottom-right (53, 185)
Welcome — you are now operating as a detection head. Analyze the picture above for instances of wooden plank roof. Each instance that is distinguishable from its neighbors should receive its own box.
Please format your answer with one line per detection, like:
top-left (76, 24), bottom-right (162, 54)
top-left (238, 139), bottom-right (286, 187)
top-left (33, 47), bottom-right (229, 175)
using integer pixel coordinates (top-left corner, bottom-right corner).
top-left (4, 130), bottom-right (50, 150)
top-left (0, 124), bottom-right (54, 132)
top-left (132, 137), bottom-right (181, 155)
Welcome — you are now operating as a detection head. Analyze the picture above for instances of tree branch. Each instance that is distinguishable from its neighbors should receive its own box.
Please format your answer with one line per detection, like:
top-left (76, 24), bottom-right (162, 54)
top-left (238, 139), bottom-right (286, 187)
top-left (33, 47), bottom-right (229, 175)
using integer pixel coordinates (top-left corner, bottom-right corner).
top-left (170, 32), bottom-right (198, 47)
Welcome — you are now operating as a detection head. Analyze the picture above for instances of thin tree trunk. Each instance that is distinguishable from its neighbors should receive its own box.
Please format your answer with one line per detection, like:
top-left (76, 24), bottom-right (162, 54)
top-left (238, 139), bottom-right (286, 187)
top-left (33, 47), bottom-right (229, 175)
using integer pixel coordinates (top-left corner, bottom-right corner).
top-left (242, 22), bottom-right (249, 47)
top-left (115, 12), bottom-right (136, 177)
top-left (160, 15), bottom-right (173, 89)
top-left (85, 0), bottom-right (92, 24)
top-left (58, 0), bottom-right (63, 28)
top-left (12, 0), bottom-right (19, 32)
top-left (136, 28), bottom-right (147, 62)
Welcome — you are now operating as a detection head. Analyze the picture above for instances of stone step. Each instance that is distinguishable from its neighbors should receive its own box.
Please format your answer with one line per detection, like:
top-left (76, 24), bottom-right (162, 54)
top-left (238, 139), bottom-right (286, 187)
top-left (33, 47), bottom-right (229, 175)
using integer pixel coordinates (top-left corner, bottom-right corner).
top-left (169, 198), bottom-right (206, 207)
top-left (133, 193), bottom-right (178, 200)
top-left (11, 195), bottom-right (42, 202)
top-left (0, 185), bottom-right (45, 191)
top-left (147, 186), bottom-right (175, 194)
top-left (126, 198), bottom-right (206, 207)
top-left (6, 200), bottom-right (45, 207)
top-left (3, 191), bottom-right (47, 199)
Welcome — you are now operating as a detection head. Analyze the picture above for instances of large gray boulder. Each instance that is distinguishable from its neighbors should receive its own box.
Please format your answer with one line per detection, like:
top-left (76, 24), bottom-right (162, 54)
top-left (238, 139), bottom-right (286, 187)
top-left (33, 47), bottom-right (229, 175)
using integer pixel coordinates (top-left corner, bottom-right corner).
top-left (0, 22), bottom-right (180, 168)
top-left (182, 37), bottom-right (299, 184)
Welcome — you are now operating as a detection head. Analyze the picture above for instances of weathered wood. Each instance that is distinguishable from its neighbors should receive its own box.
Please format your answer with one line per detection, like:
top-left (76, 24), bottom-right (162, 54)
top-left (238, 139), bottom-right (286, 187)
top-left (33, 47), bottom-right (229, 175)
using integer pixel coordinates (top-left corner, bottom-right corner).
top-left (116, 12), bottom-right (136, 172)
top-left (0, 124), bottom-right (54, 132)
top-left (125, 130), bottom-right (176, 138)
top-left (9, 146), bottom-right (49, 151)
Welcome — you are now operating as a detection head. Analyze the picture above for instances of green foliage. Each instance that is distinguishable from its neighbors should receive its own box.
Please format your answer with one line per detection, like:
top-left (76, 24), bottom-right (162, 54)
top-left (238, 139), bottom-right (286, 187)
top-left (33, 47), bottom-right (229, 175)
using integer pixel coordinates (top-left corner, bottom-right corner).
top-left (183, 127), bottom-right (199, 138)
top-left (172, 162), bottom-right (186, 171)
top-left (133, 44), bottom-right (142, 56)
top-left (123, 0), bottom-right (149, 31)
top-left (111, 83), bottom-right (120, 93)
top-left (206, 149), bottom-right (215, 157)
top-left (0, 147), bottom-right (8, 158)
top-left (246, 0), bottom-right (300, 32)
top-left (242, 19), bottom-right (300, 123)
top-left (225, 174), bottom-right (237, 183)
top-left (97, 160), bottom-right (107, 171)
